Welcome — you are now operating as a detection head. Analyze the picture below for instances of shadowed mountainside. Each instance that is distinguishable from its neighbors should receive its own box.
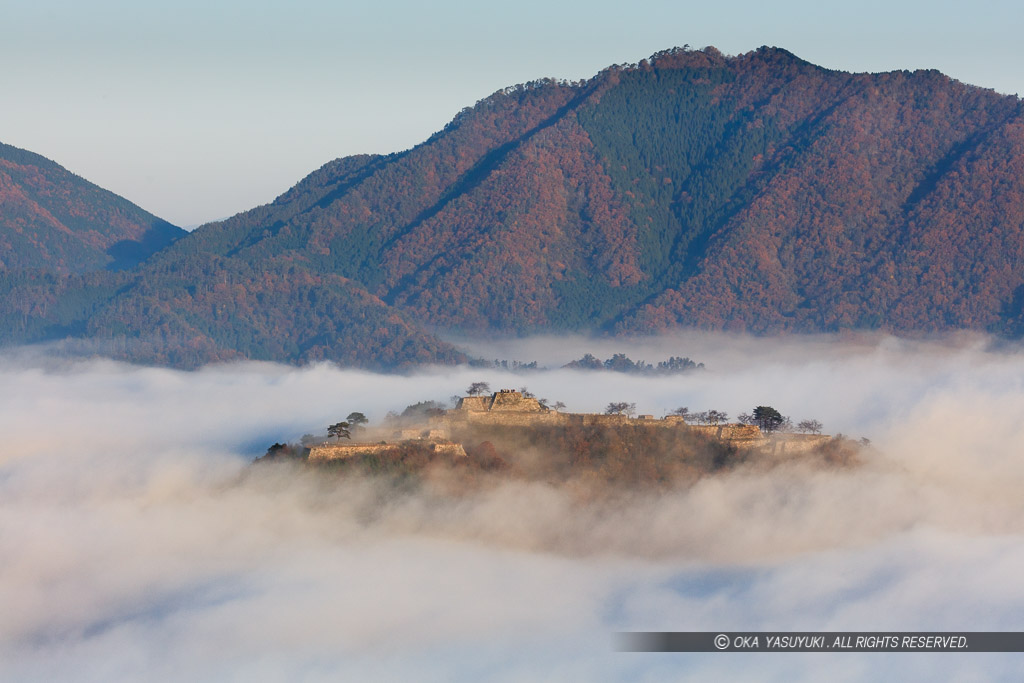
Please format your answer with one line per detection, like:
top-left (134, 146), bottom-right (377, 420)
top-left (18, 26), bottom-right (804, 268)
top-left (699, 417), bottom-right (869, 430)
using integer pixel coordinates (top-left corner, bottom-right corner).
top-left (0, 142), bottom-right (185, 273)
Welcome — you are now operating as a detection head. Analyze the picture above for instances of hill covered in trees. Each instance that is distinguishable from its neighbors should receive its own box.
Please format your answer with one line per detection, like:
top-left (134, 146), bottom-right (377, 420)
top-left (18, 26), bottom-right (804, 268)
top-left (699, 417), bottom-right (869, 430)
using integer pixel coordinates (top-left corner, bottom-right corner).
top-left (0, 142), bottom-right (184, 273)
top-left (3, 45), bottom-right (1024, 366)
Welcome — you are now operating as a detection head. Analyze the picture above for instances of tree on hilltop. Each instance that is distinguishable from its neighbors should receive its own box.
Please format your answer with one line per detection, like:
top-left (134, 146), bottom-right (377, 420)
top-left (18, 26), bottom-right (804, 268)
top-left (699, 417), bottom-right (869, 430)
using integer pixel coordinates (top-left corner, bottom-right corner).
top-left (466, 381), bottom-right (491, 396)
top-left (563, 353), bottom-right (603, 370)
top-left (693, 410), bottom-right (727, 425)
top-left (536, 397), bottom-right (566, 411)
top-left (705, 409), bottom-right (728, 425)
top-left (346, 412), bottom-right (368, 431)
top-left (657, 356), bottom-right (703, 373)
top-left (752, 406), bottom-right (784, 433)
top-left (400, 400), bottom-right (447, 419)
top-left (327, 421), bottom-right (351, 440)
top-left (798, 419), bottom-right (823, 435)
top-left (604, 353), bottom-right (637, 372)
top-left (605, 401), bottom-right (636, 416)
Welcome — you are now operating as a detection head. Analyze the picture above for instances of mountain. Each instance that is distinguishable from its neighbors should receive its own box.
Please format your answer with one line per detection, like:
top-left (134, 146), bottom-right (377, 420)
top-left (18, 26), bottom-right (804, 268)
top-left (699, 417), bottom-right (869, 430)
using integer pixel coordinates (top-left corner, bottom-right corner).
top-left (4, 45), bottom-right (1024, 367)
top-left (0, 142), bottom-right (185, 273)
top-left (0, 144), bottom-right (464, 368)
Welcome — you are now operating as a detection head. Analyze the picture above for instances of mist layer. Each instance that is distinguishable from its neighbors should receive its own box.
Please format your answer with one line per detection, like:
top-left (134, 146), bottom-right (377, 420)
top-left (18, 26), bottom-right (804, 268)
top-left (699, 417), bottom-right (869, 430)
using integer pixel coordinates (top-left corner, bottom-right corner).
top-left (2, 334), bottom-right (1024, 681)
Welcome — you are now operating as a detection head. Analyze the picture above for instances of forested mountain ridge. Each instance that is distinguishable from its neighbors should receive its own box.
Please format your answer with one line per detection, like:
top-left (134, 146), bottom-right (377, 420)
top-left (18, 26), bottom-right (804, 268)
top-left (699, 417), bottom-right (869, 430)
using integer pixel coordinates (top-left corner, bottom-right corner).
top-left (161, 45), bottom-right (1024, 336)
top-left (0, 148), bottom-right (466, 368)
top-left (0, 141), bottom-right (185, 273)
top-left (3, 45), bottom-right (1024, 367)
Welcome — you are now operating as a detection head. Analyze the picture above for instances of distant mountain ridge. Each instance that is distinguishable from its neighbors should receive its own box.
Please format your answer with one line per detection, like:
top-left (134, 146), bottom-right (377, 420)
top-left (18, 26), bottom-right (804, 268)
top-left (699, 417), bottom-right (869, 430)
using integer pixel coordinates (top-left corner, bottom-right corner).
top-left (3, 45), bottom-right (1024, 367)
top-left (0, 141), bottom-right (184, 272)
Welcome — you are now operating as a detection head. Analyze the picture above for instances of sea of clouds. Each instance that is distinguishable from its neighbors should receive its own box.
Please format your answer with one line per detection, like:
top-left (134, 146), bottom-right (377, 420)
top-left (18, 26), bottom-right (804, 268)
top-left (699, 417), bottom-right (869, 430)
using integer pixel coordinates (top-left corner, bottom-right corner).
top-left (3, 332), bottom-right (1024, 681)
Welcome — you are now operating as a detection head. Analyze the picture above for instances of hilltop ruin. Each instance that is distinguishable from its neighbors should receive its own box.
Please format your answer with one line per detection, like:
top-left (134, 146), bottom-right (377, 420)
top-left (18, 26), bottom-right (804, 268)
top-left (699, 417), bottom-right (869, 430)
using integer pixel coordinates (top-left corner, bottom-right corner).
top-left (307, 389), bottom-right (829, 462)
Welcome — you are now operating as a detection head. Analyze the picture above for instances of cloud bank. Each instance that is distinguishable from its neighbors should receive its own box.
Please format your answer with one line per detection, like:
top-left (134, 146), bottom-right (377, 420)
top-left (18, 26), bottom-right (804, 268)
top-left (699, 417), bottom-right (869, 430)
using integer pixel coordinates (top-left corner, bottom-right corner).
top-left (2, 334), bottom-right (1024, 681)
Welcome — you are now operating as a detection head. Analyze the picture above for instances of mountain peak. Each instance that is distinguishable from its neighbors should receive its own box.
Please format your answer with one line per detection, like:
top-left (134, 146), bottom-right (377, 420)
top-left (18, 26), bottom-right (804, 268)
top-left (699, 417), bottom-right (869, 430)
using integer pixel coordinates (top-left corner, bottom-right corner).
top-left (3, 47), bottom-right (1024, 368)
top-left (0, 141), bottom-right (184, 273)
top-left (645, 45), bottom-right (730, 70)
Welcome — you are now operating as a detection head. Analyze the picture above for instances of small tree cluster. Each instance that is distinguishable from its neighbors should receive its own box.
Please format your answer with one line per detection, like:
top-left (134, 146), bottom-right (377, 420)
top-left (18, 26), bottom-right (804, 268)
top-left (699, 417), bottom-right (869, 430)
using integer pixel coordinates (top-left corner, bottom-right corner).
top-left (327, 411), bottom-right (369, 441)
top-left (752, 406), bottom-right (784, 433)
top-left (797, 419), bottom-right (823, 435)
top-left (327, 422), bottom-right (351, 440)
top-left (738, 406), bottom-right (824, 434)
top-left (690, 409), bottom-right (728, 425)
top-left (536, 397), bottom-right (566, 411)
top-left (468, 359), bottom-right (538, 371)
top-left (401, 400), bottom-right (447, 418)
top-left (564, 353), bottom-right (704, 375)
top-left (605, 401), bottom-right (636, 416)
top-left (668, 406), bottom-right (730, 424)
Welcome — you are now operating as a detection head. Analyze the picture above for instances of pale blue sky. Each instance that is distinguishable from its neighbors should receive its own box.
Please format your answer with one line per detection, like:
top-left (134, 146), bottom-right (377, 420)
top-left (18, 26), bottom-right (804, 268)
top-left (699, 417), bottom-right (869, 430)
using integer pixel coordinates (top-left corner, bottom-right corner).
top-left (1, 0), bottom-right (1021, 226)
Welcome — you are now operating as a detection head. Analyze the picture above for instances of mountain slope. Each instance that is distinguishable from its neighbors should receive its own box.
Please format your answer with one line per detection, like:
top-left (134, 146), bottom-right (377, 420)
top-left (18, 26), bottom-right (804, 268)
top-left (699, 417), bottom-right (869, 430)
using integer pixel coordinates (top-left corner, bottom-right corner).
top-left (4, 45), bottom-right (1024, 367)
top-left (0, 145), bottom-right (464, 368)
top-left (161, 46), bottom-right (1024, 338)
top-left (0, 141), bottom-right (185, 273)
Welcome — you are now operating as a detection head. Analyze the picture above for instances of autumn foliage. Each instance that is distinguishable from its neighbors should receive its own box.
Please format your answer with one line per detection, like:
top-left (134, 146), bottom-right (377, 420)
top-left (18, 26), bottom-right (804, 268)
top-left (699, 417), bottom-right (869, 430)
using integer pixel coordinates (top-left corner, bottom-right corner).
top-left (4, 46), bottom-right (1024, 366)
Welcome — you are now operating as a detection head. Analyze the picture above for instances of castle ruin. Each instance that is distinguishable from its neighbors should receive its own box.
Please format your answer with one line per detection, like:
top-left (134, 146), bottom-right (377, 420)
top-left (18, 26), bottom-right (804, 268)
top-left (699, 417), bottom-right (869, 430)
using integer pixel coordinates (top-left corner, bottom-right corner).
top-left (446, 389), bottom-right (827, 452)
top-left (306, 389), bottom-right (829, 462)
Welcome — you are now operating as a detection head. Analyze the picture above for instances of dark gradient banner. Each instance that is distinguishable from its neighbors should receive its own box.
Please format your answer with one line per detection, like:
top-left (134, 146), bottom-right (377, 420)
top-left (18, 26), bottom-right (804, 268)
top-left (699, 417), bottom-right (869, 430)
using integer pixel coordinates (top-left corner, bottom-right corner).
top-left (618, 632), bottom-right (1024, 653)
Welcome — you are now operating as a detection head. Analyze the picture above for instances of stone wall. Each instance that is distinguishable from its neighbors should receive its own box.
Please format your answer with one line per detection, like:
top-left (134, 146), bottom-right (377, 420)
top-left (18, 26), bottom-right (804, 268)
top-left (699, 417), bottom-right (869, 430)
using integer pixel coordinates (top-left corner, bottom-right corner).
top-left (308, 440), bottom-right (466, 461)
top-left (489, 390), bottom-right (543, 412)
top-left (690, 424), bottom-right (763, 441)
top-left (308, 442), bottom-right (397, 461)
top-left (431, 442), bottom-right (468, 457)
top-left (765, 434), bottom-right (831, 454)
top-left (438, 392), bottom-right (835, 455)
top-left (441, 410), bottom-right (568, 428)
top-left (455, 389), bottom-right (544, 413)
top-left (440, 408), bottom-right (776, 443)
top-left (315, 410), bottom-right (830, 463)
top-left (456, 396), bottom-right (491, 411)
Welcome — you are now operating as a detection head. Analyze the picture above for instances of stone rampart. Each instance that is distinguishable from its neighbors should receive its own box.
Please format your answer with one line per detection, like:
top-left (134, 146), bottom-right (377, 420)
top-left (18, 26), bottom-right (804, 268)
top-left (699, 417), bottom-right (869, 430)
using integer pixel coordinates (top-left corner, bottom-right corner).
top-left (690, 424), bottom-right (763, 441)
top-left (308, 442), bottom-right (397, 461)
top-left (455, 389), bottom-right (544, 413)
top-left (765, 434), bottom-right (831, 454)
top-left (431, 442), bottom-right (468, 457)
top-left (456, 396), bottom-right (491, 411)
top-left (308, 440), bottom-right (466, 462)
top-left (442, 411), bottom-right (569, 428)
top-left (433, 391), bottom-right (835, 455)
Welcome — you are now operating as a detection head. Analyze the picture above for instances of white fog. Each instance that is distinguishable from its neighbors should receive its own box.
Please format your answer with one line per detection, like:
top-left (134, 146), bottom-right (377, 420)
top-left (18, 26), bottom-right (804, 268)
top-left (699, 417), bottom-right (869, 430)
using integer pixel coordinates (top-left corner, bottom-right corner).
top-left (2, 333), bottom-right (1024, 680)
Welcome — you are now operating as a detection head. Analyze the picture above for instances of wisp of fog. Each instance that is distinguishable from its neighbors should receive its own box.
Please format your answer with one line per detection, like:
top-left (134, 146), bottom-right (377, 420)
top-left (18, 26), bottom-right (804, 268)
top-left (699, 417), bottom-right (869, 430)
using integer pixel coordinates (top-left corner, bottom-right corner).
top-left (2, 333), bottom-right (1024, 681)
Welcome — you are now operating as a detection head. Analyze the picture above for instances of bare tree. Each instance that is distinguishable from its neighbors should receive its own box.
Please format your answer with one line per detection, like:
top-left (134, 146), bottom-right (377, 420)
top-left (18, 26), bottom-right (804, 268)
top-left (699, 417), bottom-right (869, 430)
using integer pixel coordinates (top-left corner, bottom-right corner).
top-left (705, 409), bottom-right (728, 425)
top-left (466, 382), bottom-right (491, 396)
top-left (605, 402), bottom-right (636, 416)
top-left (798, 419), bottom-right (823, 435)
